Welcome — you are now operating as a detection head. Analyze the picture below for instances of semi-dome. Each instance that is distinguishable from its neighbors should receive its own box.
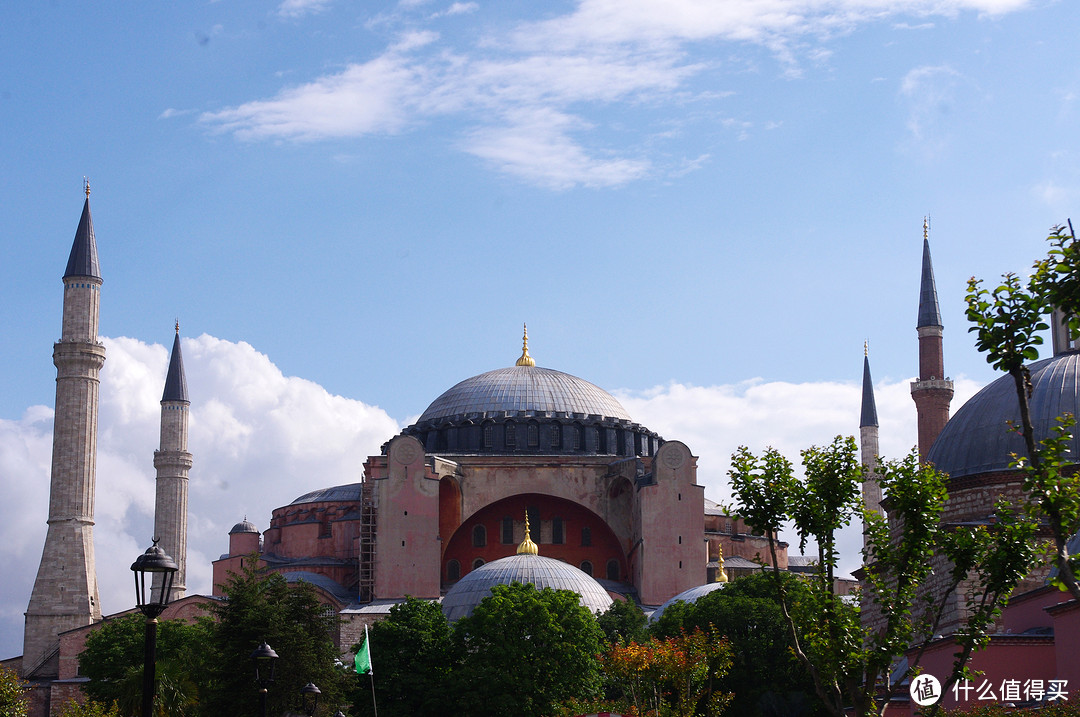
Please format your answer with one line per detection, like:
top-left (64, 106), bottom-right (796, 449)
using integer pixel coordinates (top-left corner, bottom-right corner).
top-left (418, 365), bottom-right (632, 423)
top-left (927, 351), bottom-right (1080, 479)
top-left (441, 553), bottom-right (614, 621)
top-left (289, 483), bottom-right (363, 506)
top-left (649, 581), bottom-right (728, 623)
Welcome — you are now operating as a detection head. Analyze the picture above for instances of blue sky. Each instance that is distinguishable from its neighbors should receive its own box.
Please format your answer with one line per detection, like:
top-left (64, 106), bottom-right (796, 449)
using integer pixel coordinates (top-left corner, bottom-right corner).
top-left (2, 0), bottom-right (1078, 658)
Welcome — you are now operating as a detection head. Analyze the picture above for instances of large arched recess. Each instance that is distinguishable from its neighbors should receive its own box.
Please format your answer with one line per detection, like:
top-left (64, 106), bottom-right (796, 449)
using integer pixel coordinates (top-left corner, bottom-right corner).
top-left (441, 493), bottom-right (628, 587)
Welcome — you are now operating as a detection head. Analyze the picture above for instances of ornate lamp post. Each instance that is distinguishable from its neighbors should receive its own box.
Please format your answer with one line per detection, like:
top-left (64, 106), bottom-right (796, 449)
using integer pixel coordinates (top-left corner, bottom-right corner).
top-left (130, 539), bottom-right (178, 717)
top-left (250, 641), bottom-right (279, 717)
top-left (300, 682), bottom-right (321, 716)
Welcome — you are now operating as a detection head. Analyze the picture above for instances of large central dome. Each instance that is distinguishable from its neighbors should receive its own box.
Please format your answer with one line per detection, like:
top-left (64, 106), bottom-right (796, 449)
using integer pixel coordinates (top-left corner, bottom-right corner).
top-left (418, 365), bottom-right (632, 423)
top-left (390, 330), bottom-right (662, 457)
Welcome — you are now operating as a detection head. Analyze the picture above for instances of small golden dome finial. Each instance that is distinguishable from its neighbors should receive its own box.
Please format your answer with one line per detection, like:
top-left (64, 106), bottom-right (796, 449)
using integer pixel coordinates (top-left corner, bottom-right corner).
top-left (515, 323), bottom-right (536, 367)
top-left (83, 177), bottom-right (90, 199)
top-left (715, 543), bottom-right (729, 583)
top-left (517, 511), bottom-right (538, 555)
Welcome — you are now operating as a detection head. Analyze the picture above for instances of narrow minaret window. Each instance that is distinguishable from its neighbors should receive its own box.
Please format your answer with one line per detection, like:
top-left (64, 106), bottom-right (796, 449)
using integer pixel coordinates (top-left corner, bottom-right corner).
top-left (910, 218), bottom-right (954, 460)
top-left (153, 322), bottom-right (193, 602)
top-left (24, 187), bottom-right (106, 677)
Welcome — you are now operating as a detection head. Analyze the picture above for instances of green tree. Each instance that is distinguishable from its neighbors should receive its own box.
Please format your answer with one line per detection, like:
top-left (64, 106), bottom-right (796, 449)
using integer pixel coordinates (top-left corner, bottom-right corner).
top-left (350, 597), bottom-right (456, 717)
top-left (596, 597), bottom-right (649, 647)
top-left (966, 223), bottom-right (1080, 600)
top-left (453, 582), bottom-right (604, 717)
top-left (79, 613), bottom-right (211, 716)
top-left (0, 663), bottom-right (28, 717)
top-left (651, 573), bottom-right (823, 717)
top-left (203, 565), bottom-right (347, 717)
top-left (727, 438), bottom-right (1037, 717)
top-left (55, 700), bottom-right (122, 717)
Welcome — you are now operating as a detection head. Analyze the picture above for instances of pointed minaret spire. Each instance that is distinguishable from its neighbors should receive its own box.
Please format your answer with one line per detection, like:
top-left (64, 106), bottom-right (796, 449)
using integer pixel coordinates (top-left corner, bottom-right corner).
top-left (515, 323), bottom-right (536, 367)
top-left (910, 218), bottom-right (954, 460)
top-left (860, 344), bottom-right (882, 551)
top-left (153, 324), bottom-right (193, 601)
top-left (25, 189), bottom-right (107, 676)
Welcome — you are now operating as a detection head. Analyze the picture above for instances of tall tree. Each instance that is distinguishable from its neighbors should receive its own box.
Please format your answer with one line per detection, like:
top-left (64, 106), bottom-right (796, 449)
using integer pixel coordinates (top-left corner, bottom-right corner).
top-left (203, 565), bottom-right (347, 717)
top-left (0, 663), bottom-right (28, 717)
top-left (966, 223), bottom-right (1080, 600)
top-left (453, 582), bottom-right (604, 717)
top-left (349, 598), bottom-right (457, 717)
top-left (727, 438), bottom-right (1037, 717)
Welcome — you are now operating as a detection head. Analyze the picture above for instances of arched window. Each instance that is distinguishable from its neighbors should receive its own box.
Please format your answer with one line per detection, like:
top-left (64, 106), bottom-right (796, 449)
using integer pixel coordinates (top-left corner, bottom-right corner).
top-left (472, 558), bottom-right (485, 570)
top-left (550, 423), bottom-right (562, 449)
top-left (472, 524), bottom-right (487, 547)
top-left (552, 516), bottom-right (564, 545)
top-left (581, 526), bottom-right (592, 547)
top-left (580, 561), bottom-right (593, 576)
top-left (527, 421), bottom-right (539, 448)
top-left (573, 423), bottom-right (584, 451)
top-left (446, 560), bottom-right (460, 582)
top-left (606, 559), bottom-right (620, 581)
top-left (483, 422), bottom-right (494, 450)
top-left (501, 516), bottom-right (514, 544)
top-left (505, 421), bottom-right (516, 448)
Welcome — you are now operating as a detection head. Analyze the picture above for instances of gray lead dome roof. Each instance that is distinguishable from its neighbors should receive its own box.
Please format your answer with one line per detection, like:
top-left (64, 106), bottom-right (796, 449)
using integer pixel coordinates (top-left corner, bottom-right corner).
top-left (927, 351), bottom-right (1080, 479)
top-left (441, 553), bottom-right (613, 621)
top-left (417, 366), bottom-right (632, 423)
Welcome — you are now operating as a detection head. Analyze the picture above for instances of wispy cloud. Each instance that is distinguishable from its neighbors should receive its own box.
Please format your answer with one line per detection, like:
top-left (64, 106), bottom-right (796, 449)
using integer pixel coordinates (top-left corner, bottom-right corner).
top-left (278, 0), bottom-right (334, 19)
top-left (202, 0), bottom-right (1034, 187)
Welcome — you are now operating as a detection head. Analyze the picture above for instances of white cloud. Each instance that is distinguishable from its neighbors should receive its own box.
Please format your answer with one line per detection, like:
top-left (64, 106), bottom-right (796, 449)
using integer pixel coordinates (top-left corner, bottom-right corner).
top-left (278, 0), bottom-right (334, 19)
top-left (898, 64), bottom-right (963, 149)
top-left (0, 334), bottom-right (399, 660)
top-left (201, 0), bottom-right (1034, 188)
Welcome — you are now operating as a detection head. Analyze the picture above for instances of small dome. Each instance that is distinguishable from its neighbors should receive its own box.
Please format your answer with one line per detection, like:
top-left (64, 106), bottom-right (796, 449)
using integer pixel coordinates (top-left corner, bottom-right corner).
top-left (230, 519), bottom-right (259, 534)
top-left (441, 553), bottom-right (613, 621)
top-left (649, 582), bottom-right (728, 622)
top-left (927, 351), bottom-right (1080, 479)
top-left (417, 366), bottom-right (632, 424)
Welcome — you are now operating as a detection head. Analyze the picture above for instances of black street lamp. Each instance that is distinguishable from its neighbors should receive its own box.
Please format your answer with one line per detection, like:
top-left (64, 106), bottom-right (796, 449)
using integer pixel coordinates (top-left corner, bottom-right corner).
top-left (300, 682), bottom-right (321, 716)
top-left (130, 539), bottom-right (178, 717)
top-left (250, 641), bottom-right (279, 717)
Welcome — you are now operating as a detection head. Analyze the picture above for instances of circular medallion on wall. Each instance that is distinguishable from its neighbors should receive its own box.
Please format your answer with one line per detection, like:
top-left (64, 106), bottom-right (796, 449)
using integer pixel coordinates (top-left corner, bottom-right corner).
top-left (659, 443), bottom-right (686, 469)
top-left (392, 438), bottom-right (422, 465)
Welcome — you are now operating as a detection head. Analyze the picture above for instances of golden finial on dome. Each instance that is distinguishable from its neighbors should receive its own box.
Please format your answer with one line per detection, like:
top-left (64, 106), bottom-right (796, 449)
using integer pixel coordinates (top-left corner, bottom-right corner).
top-left (517, 511), bottom-right (539, 555)
top-left (715, 543), bottom-right (729, 583)
top-left (515, 323), bottom-right (536, 367)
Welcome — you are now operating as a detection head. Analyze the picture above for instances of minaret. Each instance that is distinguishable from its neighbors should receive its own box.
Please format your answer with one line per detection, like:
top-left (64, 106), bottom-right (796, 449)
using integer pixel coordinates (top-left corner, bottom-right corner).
top-left (860, 343), bottom-right (882, 550)
top-left (153, 322), bottom-right (192, 602)
top-left (24, 184), bottom-right (106, 675)
top-left (910, 218), bottom-right (954, 460)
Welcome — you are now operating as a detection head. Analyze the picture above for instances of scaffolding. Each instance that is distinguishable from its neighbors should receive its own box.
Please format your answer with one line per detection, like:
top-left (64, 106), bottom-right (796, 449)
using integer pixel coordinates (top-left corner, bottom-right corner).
top-left (357, 478), bottom-right (377, 603)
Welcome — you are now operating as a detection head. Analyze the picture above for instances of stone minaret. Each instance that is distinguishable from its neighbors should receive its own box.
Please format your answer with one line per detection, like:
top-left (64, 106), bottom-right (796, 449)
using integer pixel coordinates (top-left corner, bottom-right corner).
top-left (910, 219), bottom-right (954, 460)
top-left (152, 323), bottom-right (192, 602)
top-left (860, 344), bottom-right (882, 550)
top-left (24, 186), bottom-right (105, 676)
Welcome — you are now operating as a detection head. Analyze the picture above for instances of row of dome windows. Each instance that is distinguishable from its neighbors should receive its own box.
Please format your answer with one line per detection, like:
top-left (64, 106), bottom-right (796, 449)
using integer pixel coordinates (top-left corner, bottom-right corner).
top-left (471, 517), bottom-right (592, 547)
top-left (445, 558), bottom-right (620, 583)
top-left (416, 420), bottom-right (657, 456)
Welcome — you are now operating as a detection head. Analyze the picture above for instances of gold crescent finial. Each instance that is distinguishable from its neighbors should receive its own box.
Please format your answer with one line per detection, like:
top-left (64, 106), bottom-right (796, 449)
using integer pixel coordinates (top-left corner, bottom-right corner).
top-left (923, 216), bottom-right (929, 241)
top-left (175, 318), bottom-right (180, 335)
top-left (515, 323), bottom-right (536, 367)
top-left (864, 340), bottom-right (868, 357)
top-left (84, 177), bottom-right (91, 199)
top-left (716, 543), bottom-right (729, 583)
top-left (517, 510), bottom-right (539, 555)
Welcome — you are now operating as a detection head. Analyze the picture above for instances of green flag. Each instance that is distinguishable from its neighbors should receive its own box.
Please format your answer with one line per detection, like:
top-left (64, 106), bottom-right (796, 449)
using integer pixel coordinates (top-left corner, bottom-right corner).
top-left (355, 624), bottom-right (372, 675)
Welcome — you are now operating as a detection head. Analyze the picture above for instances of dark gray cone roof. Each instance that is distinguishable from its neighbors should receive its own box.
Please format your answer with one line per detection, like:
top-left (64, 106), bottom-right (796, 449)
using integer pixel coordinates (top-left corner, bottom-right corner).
top-left (64, 197), bottom-right (100, 280)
